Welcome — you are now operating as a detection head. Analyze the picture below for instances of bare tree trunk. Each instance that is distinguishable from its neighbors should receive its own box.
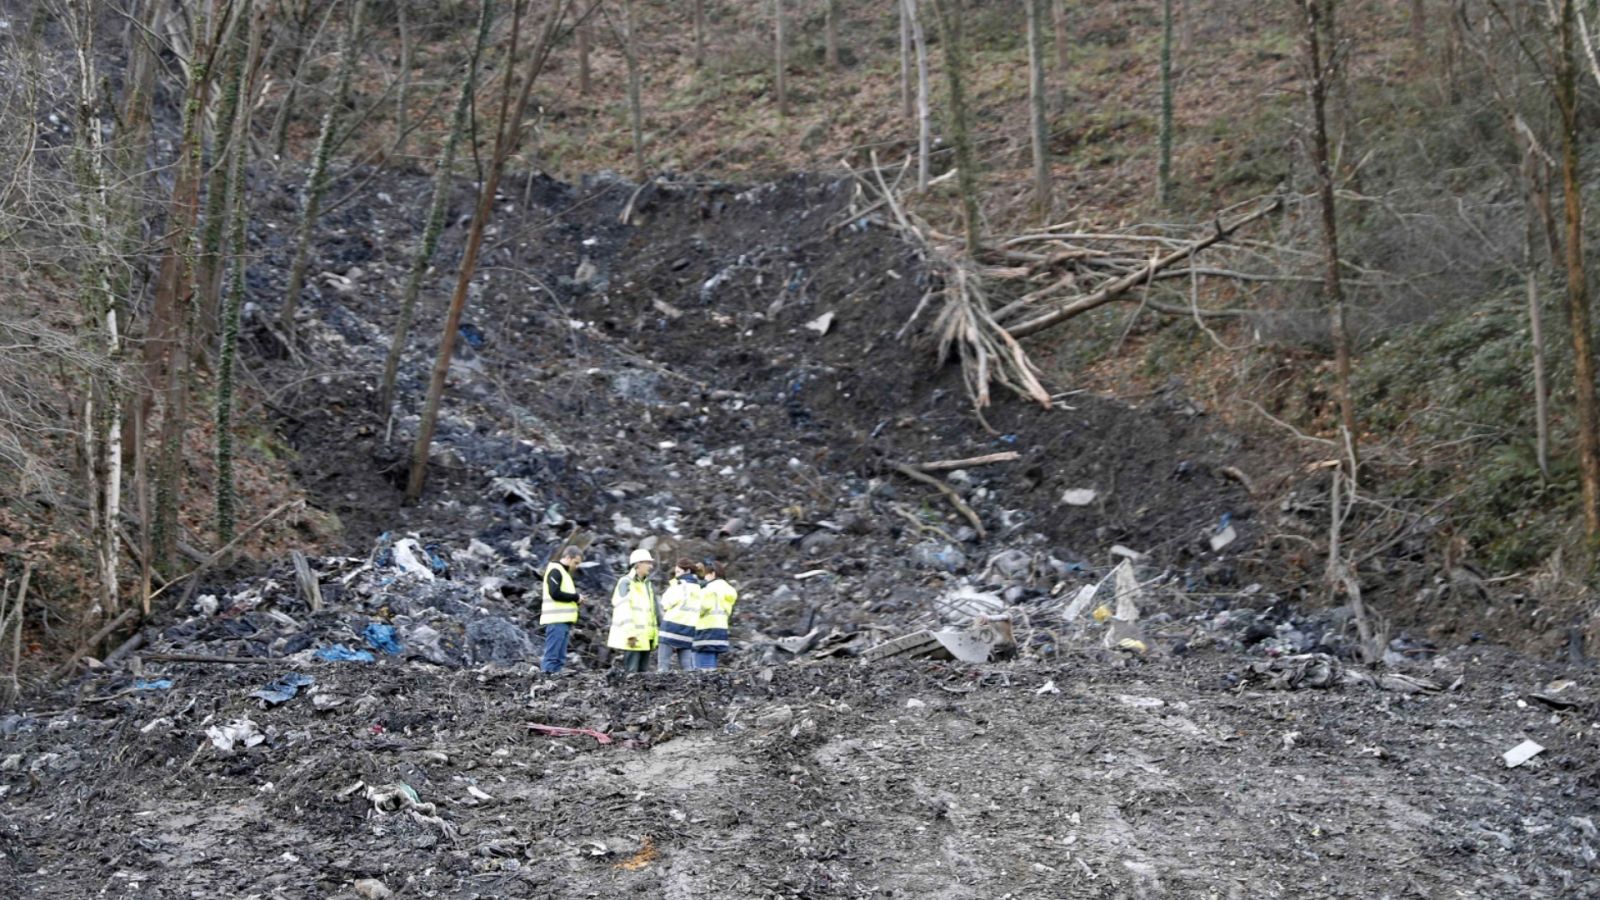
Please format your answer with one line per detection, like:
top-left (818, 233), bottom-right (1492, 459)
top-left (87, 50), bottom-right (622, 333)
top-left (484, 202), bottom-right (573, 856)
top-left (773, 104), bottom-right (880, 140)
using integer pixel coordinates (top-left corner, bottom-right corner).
top-left (397, 0), bottom-right (412, 140)
top-left (1302, 0), bottom-right (1358, 472)
top-left (624, 0), bottom-right (645, 180)
top-left (216, 4), bottom-right (261, 547)
top-left (577, 17), bottom-right (592, 94)
top-left (900, 0), bottom-right (913, 119)
top-left (693, 0), bottom-right (707, 69)
top-left (1180, 0), bottom-right (1193, 51)
top-left (281, 0), bottom-right (366, 342)
top-left (1158, 0), bottom-right (1175, 207)
top-left (825, 0), bottom-right (840, 70)
top-left (774, 0), bottom-right (788, 118)
top-left (151, 1), bottom-right (223, 574)
top-left (1410, 0), bottom-right (1425, 57)
top-left (197, 6), bottom-right (249, 346)
top-left (1025, 0), bottom-right (1052, 220)
top-left (906, 0), bottom-right (930, 190)
top-left (381, 0), bottom-right (494, 418)
top-left (1053, 0), bottom-right (1069, 71)
top-left (269, 2), bottom-right (337, 160)
top-left (930, 0), bottom-right (981, 254)
top-left (68, 0), bottom-right (122, 617)
top-left (1555, 0), bottom-right (1600, 546)
top-left (408, 0), bottom-right (573, 502)
top-left (1526, 170), bottom-right (1550, 480)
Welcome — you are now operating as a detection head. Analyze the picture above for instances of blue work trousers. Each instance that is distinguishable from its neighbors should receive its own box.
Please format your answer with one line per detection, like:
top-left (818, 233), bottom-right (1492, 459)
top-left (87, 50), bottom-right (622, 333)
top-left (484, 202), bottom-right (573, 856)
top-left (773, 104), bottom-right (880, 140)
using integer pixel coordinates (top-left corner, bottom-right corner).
top-left (540, 623), bottom-right (571, 673)
top-left (694, 650), bottom-right (721, 670)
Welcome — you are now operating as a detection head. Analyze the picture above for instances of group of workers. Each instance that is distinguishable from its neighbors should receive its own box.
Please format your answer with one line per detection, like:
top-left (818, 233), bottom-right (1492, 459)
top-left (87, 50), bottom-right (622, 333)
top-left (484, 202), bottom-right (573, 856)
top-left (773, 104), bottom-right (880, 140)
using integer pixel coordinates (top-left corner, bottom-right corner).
top-left (537, 545), bottom-right (738, 675)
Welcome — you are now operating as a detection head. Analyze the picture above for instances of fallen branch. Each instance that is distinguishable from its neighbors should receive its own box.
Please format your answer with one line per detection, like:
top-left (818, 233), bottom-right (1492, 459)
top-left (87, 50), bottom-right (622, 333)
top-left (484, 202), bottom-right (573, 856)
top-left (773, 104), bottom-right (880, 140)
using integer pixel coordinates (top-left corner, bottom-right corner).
top-left (888, 461), bottom-right (986, 541)
top-left (140, 652), bottom-right (279, 665)
top-left (1003, 198), bottom-right (1282, 338)
top-left (50, 607), bottom-right (138, 680)
top-left (888, 502), bottom-right (958, 542)
top-left (176, 498), bottom-right (306, 610)
top-left (913, 451), bottom-right (1020, 471)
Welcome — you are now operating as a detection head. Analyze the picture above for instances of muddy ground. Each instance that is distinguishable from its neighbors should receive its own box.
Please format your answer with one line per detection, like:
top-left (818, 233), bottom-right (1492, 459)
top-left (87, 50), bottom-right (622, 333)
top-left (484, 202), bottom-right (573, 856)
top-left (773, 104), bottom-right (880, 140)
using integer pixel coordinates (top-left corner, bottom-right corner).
top-left (3, 168), bottom-right (1598, 897)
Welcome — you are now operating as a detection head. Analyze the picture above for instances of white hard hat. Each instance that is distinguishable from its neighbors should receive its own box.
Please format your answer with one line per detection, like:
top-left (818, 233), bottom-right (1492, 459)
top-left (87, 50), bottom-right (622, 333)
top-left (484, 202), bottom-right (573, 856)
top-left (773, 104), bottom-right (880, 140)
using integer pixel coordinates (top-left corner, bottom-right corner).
top-left (629, 548), bottom-right (654, 565)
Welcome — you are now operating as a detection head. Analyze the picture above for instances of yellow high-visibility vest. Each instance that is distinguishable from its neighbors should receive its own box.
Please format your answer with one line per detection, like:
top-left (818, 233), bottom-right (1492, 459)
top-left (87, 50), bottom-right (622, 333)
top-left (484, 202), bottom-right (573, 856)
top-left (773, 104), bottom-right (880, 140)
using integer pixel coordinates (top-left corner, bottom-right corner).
top-left (540, 562), bottom-right (579, 625)
top-left (659, 576), bottom-right (703, 650)
top-left (695, 578), bottom-right (737, 651)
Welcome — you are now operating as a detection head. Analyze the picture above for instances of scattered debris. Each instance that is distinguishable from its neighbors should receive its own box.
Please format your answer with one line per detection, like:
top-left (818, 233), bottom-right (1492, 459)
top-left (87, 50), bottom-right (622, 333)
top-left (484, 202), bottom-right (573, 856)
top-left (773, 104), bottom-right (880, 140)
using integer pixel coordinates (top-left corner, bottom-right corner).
top-left (205, 718), bottom-right (265, 752)
top-left (804, 311), bottom-right (835, 335)
top-left (315, 645), bottom-right (376, 664)
top-left (363, 623), bottom-right (403, 656)
top-left (527, 723), bottom-right (613, 745)
top-left (1036, 680), bottom-right (1060, 695)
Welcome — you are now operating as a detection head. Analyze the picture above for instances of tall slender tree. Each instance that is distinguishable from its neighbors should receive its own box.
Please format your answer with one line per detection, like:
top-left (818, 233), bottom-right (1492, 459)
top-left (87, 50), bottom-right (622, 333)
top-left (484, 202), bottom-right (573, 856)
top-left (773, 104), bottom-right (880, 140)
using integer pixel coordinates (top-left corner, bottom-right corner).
top-left (577, 15), bottom-right (592, 95)
top-left (281, 0), bottom-right (366, 342)
top-left (825, 0), bottom-right (841, 70)
top-left (1553, 0), bottom-right (1600, 545)
top-left (1053, 0), bottom-right (1069, 71)
top-left (693, 0), bottom-right (707, 69)
top-left (930, 0), bottom-right (981, 253)
top-left (774, 0), bottom-right (789, 118)
top-left (216, 1), bottom-right (260, 547)
top-left (380, 0), bottom-right (495, 418)
top-left (900, 0), bottom-right (913, 119)
top-left (408, 0), bottom-right (574, 501)
top-left (1025, 0), bottom-right (1052, 219)
top-left (623, 0), bottom-right (646, 180)
top-left (905, 0), bottom-right (930, 190)
top-left (1300, 0), bottom-right (1357, 471)
top-left (1158, 0), bottom-right (1175, 207)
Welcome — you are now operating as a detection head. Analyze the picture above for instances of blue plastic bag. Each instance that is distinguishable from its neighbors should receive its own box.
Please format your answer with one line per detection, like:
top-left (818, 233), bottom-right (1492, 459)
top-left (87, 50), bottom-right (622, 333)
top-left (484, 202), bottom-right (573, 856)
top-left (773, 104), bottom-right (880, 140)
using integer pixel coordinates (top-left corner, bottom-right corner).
top-left (133, 679), bottom-right (173, 691)
top-left (314, 644), bottom-right (376, 663)
top-left (364, 622), bottom-right (403, 656)
top-left (249, 672), bottom-right (315, 706)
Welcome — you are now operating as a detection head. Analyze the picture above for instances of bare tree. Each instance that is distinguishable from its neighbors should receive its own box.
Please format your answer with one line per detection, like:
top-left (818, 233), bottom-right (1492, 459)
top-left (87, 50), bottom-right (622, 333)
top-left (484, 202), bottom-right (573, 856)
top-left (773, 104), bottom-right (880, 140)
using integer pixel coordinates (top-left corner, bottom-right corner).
top-left (197, 6), bottom-right (251, 344)
top-left (578, 15), bottom-right (593, 94)
top-left (1025, 0), bottom-right (1052, 219)
top-left (930, 0), bottom-right (981, 253)
top-left (1158, 0), bottom-right (1175, 207)
top-left (381, 0), bottom-right (495, 418)
top-left (825, 0), bottom-right (841, 70)
top-left (774, 0), bottom-right (789, 118)
top-left (693, 0), bottom-right (707, 69)
top-left (1053, 0), bottom-right (1069, 70)
top-left (1300, 0), bottom-right (1357, 469)
top-left (900, 0), bottom-right (913, 119)
top-left (281, 0), bottom-right (366, 342)
top-left (905, 0), bottom-right (930, 190)
top-left (1553, 0), bottom-right (1600, 544)
top-left (623, 0), bottom-right (646, 180)
top-left (408, 0), bottom-right (574, 501)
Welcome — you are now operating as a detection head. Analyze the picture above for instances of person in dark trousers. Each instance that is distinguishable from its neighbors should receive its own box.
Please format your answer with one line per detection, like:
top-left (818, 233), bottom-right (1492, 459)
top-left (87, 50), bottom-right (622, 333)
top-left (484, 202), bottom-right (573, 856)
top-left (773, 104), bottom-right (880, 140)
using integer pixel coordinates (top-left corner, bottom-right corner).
top-left (540, 546), bottom-right (585, 674)
top-left (694, 558), bottom-right (736, 670)
top-left (657, 559), bottom-right (703, 672)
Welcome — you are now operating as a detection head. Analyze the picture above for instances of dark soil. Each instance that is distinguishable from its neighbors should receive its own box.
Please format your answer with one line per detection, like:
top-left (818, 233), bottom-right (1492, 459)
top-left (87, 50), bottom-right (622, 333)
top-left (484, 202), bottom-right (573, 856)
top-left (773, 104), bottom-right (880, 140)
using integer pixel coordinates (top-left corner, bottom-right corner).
top-left (5, 168), bottom-right (1595, 898)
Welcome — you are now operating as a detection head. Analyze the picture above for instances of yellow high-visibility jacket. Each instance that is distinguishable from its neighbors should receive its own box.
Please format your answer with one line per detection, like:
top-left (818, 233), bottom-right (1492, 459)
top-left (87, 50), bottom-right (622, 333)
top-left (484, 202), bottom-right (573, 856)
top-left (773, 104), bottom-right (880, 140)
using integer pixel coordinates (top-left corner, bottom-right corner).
top-left (608, 574), bottom-right (658, 651)
top-left (659, 575), bottom-right (703, 650)
top-left (695, 577), bottom-right (737, 652)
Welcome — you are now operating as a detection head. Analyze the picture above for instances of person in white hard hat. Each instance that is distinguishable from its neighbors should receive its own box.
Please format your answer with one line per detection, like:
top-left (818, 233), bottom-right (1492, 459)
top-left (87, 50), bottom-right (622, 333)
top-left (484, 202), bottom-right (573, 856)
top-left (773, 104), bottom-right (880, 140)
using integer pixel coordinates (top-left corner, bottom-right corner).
top-left (608, 548), bottom-right (658, 673)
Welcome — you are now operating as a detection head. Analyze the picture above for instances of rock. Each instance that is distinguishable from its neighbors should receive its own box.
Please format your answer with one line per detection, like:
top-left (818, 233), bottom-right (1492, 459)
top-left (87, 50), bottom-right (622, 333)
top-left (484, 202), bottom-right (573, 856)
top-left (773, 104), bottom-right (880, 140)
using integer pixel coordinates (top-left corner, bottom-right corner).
top-left (1061, 488), bottom-right (1097, 506)
top-left (354, 878), bottom-right (393, 899)
top-left (466, 617), bottom-right (537, 665)
top-left (986, 549), bottom-right (1032, 580)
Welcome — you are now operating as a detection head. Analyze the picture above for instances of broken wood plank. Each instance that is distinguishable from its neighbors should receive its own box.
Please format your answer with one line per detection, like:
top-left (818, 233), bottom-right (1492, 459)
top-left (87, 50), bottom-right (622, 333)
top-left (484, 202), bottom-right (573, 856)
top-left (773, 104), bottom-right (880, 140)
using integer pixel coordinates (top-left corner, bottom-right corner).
top-left (292, 550), bottom-right (324, 612)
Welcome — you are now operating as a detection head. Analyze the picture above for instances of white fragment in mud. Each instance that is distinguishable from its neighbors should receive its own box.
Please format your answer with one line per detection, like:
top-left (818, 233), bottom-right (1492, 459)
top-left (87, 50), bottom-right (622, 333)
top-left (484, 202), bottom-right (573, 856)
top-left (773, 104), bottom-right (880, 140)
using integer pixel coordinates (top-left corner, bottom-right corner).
top-left (1061, 488), bottom-right (1098, 506)
top-left (905, 698), bottom-right (927, 709)
top-left (657, 441), bottom-right (676, 450)
top-left (1210, 525), bottom-right (1238, 552)
top-left (1036, 680), bottom-right (1060, 695)
top-left (805, 312), bottom-right (835, 335)
top-left (612, 513), bottom-right (645, 537)
top-left (1112, 560), bottom-right (1142, 622)
top-left (1110, 545), bottom-right (1145, 560)
top-left (392, 539), bottom-right (436, 581)
top-left (205, 718), bottom-right (264, 752)
top-left (467, 785), bottom-right (494, 802)
top-left (794, 569), bottom-right (830, 580)
top-left (1062, 584), bottom-right (1098, 621)
top-left (1116, 695), bottom-right (1164, 709)
top-left (1503, 739), bottom-right (1545, 768)
top-left (353, 878), bottom-right (393, 899)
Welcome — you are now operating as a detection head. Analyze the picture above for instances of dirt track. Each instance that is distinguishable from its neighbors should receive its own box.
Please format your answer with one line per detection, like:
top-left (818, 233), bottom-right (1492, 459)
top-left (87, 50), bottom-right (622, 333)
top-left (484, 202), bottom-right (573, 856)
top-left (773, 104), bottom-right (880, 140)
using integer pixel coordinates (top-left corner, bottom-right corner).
top-left (3, 170), bottom-right (1597, 898)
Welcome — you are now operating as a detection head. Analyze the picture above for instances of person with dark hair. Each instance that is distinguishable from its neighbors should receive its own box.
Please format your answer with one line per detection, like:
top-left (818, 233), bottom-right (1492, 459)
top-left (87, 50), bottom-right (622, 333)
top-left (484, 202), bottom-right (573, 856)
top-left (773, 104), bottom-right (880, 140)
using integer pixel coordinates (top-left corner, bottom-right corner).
top-left (694, 558), bottom-right (737, 670)
top-left (608, 548), bottom-right (658, 673)
top-left (657, 558), bottom-right (704, 672)
top-left (540, 546), bottom-right (586, 674)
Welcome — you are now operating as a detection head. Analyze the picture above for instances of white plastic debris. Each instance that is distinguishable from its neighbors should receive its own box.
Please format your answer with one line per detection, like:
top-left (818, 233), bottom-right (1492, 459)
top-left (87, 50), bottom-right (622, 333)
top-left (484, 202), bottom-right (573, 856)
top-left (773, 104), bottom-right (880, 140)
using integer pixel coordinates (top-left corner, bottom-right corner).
top-left (1110, 545), bottom-right (1145, 560)
top-left (1036, 680), bottom-right (1060, 695)
top-left (206, 718), bottom-right (264, 752)
top-left (1210, 525), bottom-right (1238, 552)
top-left (1112, 560), bottom-right (1142, 622)
top-left (391, 539), bottom-right (436, 581)
top-left (804, 312), bottom-right (835, 335)
top-left (1062, 584), bottom-right (1099, 620)
top-left (1503, 739), bottom-right (1545, 768)
top-left (1061, 488), bottom-right (1098, 506)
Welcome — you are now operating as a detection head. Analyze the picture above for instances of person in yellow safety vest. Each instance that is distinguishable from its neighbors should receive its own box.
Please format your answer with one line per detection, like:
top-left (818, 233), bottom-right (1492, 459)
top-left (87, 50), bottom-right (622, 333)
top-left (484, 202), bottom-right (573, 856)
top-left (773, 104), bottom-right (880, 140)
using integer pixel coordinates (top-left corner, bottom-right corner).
top-left (540, 546), bottom-right (585, 674)
top-left (694, 558), bottom-right (737, 670)
top-left (657, 558), bottom-right (704, 672)
top-left (608, 548), bottom-right (658, 673)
